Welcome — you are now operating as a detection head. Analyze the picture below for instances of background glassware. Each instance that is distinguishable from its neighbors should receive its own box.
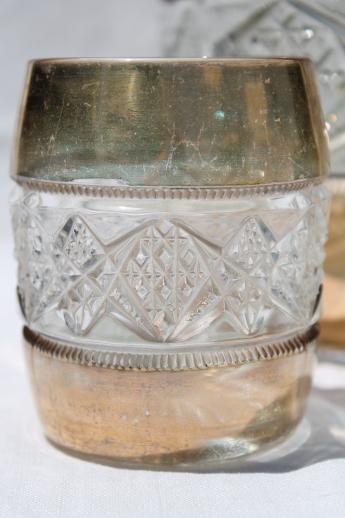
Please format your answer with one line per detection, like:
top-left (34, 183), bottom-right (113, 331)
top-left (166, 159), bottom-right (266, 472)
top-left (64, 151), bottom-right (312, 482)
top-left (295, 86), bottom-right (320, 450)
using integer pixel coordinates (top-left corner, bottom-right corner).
top-left (320, 175), bottom-right (345, 347)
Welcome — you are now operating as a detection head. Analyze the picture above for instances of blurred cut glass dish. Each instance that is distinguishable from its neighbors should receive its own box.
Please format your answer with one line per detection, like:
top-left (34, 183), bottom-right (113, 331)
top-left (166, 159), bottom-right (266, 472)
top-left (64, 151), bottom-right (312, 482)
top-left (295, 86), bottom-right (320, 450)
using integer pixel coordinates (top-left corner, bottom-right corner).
top-left (162, 0), bottom-right (345, 349)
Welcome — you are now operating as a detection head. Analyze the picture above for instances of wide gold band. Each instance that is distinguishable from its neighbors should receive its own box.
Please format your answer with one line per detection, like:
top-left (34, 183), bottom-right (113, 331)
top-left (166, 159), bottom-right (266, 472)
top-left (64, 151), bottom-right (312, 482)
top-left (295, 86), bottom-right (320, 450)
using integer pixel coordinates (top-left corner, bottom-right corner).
top-left (12, 58), bottom-right (328, 187)
top-left (24, 326), bottom-right (316, 465)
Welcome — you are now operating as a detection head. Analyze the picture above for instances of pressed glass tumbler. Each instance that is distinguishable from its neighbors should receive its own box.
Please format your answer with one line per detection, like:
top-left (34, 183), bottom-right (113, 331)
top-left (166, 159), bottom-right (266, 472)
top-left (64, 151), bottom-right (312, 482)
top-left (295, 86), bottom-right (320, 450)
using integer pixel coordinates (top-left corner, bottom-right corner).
top-left (11, 58), bottom-right (329, 467)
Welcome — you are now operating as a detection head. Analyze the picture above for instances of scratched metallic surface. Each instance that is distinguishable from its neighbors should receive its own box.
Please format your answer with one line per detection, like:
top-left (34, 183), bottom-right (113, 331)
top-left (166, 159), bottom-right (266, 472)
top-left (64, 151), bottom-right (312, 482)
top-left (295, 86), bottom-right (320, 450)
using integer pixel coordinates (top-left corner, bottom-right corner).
top-left (12, 58), bottom-right (328, 186)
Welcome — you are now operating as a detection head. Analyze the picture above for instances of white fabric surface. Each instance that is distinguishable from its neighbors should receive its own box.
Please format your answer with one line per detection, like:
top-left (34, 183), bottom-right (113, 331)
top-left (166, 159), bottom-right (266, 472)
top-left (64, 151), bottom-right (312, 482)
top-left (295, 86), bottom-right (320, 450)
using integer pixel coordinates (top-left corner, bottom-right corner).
top-left (1, 1), bottom-right (345, 516)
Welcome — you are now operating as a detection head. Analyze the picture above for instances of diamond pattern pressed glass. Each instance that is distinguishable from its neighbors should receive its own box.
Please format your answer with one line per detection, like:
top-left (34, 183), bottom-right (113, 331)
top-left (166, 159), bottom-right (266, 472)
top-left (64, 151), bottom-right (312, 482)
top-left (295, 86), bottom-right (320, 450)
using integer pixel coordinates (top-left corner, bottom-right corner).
top-left (12, 185), bottom-right (328, 346)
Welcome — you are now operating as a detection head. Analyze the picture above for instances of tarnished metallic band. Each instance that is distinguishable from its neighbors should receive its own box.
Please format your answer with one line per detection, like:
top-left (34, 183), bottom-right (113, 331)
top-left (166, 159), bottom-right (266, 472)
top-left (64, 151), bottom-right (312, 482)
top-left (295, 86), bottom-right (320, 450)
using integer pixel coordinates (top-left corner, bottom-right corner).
top-left (15, 176), bottom-right (325, 200)
top-left (24, 325), bottom-right (318, 371)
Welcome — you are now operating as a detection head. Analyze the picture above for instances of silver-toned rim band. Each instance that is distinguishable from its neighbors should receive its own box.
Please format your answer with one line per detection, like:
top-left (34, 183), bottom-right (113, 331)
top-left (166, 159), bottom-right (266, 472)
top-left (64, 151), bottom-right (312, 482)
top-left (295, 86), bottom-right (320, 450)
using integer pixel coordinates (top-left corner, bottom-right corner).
top-left (24, 325), bottom-right (318, 371)
top-left (14, 176), bottom-right (325, 200)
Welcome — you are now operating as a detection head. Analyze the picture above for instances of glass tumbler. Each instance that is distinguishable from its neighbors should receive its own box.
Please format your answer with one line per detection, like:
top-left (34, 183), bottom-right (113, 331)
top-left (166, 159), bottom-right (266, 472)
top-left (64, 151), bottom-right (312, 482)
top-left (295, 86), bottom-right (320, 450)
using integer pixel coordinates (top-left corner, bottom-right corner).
top-left (11, 58), bottom-right (329, 467)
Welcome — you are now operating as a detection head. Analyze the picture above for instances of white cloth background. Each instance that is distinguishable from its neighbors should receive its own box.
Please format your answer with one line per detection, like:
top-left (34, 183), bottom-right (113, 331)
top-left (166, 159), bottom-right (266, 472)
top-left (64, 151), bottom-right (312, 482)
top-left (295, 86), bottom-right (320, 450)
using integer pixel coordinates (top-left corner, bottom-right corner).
top-left (1, 1), bottom-right (345, 516)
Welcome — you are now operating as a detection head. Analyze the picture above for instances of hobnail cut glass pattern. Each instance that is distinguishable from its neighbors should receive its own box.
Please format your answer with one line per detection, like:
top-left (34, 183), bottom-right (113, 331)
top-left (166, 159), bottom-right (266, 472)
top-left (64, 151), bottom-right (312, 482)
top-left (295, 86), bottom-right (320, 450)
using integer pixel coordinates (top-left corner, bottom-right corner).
top-left (12, 185), bottom-right (328, 347)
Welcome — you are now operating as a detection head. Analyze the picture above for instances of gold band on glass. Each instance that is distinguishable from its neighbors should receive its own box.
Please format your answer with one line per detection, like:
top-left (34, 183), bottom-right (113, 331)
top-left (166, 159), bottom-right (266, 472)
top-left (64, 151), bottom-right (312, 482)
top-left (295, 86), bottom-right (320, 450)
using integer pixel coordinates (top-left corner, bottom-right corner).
top-left (12, 58), bottom-right (328, 187)
top-left (24, 325), bottom-right (317, 465)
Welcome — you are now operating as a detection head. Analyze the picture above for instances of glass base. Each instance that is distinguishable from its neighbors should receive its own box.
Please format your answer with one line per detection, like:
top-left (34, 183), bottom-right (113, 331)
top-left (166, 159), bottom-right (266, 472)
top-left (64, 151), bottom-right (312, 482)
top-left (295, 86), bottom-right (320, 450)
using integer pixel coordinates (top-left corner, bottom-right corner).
top-left (46, 421), bottom-right (301, 471)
